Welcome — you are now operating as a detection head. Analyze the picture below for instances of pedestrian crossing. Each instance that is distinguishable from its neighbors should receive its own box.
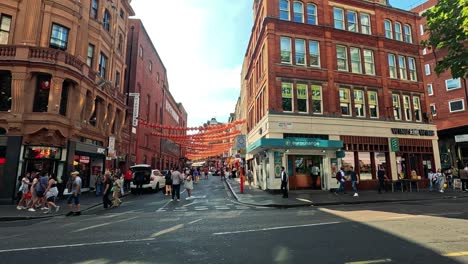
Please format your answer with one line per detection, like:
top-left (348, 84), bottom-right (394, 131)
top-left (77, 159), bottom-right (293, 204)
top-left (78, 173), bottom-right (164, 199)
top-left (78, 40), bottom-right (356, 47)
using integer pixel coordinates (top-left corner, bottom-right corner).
top-left (156, 203), bottom-right (264, 212)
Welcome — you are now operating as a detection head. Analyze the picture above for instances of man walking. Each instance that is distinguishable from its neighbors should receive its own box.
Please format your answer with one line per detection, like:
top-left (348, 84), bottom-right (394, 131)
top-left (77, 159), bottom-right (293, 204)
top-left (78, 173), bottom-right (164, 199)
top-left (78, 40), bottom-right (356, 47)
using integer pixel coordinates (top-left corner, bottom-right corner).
top-left (335, 167), bottom-right (346, 194)
top-left (66, 171), bottom-right (82, 216)
top-left (377, 166), bottom-right (387, 193)
top-left (280, 166), bottom-right (288, 198)
top-left (171, 168), bottom-right (184, 201)
top-left (247, 168), bottom-right (254, 189)
top-left (311, 164), bottom-right (320, 190)
top-left (350, 166), bottom-right (359, 197)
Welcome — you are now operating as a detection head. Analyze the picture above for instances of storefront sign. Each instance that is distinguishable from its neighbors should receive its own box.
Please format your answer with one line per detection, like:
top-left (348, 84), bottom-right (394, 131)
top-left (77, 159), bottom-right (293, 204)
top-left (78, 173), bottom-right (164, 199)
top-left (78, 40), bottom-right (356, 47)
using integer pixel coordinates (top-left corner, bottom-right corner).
top-left (108, 136), bottom-right (115, 158)
top-left (97, 148), bottom-right (106, 154)
top-left (79, 156), bottom-right (90, 164)
top-left (278, 122), bottom-right (293, 129)
top-left (390, 138), bottom-right (399, 152)
top-left (455, 134), bottom-right (468, 143)
top-left (391, 128), bottom-right (435, 136)
top-left (24, 146), bottom-right (61, 159)
top-left (247, 138), bottom-right (343, 153)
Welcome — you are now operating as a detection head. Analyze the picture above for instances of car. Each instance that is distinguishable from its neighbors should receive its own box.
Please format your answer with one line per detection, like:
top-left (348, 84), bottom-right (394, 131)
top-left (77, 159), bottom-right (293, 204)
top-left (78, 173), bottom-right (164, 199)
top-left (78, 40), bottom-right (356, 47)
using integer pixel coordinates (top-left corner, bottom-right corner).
top-left (129, 164), bottom-right (165, 193)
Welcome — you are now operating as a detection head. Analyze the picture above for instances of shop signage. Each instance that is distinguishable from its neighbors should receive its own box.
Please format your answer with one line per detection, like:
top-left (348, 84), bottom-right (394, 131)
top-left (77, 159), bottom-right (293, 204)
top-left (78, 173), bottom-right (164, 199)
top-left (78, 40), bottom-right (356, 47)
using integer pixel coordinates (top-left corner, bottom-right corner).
top-left (79, 156), bottom-right (90, 164)
top-left (391, 128), bottom-right (435, 136)
top-left (247, 138), bottom-right (343, 153)
top-left (297, 85), bottom-right (307, 99)
top-left (128, 93), bottom-right (140, 127)
top-left (311, 85), bottom-right (321, 100)
top-left (278, 122), bottom-right (292, 129)
top-left (390, 138), bottom-right (399, 152)
top-left (108, 136), bottom-right (115, 158)
top-left (165, 100), bottom-right (180, 124)
top-left (97, 148), bottom-right (106, 154)
top-left (455, 134), bottom-right (468, 143)
top-left (282, 83), bottom-right (292, 98)
top-left (24, 146), bottom-right (61, 159)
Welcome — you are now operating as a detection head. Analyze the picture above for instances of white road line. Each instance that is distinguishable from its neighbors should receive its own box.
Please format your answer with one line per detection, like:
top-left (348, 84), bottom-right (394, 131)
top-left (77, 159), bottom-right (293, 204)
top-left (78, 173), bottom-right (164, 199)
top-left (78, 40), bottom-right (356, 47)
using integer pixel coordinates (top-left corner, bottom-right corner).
top-left (345, 258), bottom-right (393, 264)
top-left (72, 216), bottom-right (138, 233)
top-left (0, 238), bottom-right (156, 253)
top-left (213, 221), bottom-right (341, 236)
top-left (156, 200), bottom-right (172, 212)
top-left (151, 224), bottom-right (184, 238)
top-left (195, 208), bottom-right (209, 211)
top-left (188, 218), bottom-right (203, 224)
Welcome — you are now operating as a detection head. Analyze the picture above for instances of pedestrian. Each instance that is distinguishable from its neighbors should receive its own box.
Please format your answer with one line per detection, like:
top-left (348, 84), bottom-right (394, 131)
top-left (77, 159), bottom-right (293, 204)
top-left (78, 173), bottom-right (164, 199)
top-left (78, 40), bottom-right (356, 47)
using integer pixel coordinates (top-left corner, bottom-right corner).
top-left (27, 174), bottom-right (39, 211)
top-left (460, 166), bottom-right (468, 192)
top-left (247, 168), bottom-right (253, 189)
top-left (349, 166), bottom-right (359, 197)
top-left (16, 173), bottom-right (31, 210)
top-left (335, 167), bottom-right (346, 194)
top-left (66, 171), bottom-right (82, 216)
top-left (95, 171), bottom-right (103, 196)
top-left (428, 169), bottom-right (436, 192)
top-left (112, 174), bottom-right (122, 208)
top-left (164, 170), bottom-right (172, 196)
top-left (171, 168), bottom-right (184, 201)
top-left (377, 166), bottom-right (387, 194)
top-left (184, 174), bottom-right (194, 200)
top-left (124, 169), bottom-right (132, 193)
top-left (134, 171), bottom-right (145, 195)
top-left (444, 168), bottom-right (453, 188)
top-left (193, 168), bottom-right (199, 183)
top-left (43, 174), bottom-right (60, 214)
top-left (435, 168), bottom-right (445, 193)
top-left (36, 172), bottom-right (49, 210)
top-left (311, 164), bottom-right (320, 190)
top-left (102, 172), bottom-right (113, 209)
top-left (280, 166), bottom-right (288, 198)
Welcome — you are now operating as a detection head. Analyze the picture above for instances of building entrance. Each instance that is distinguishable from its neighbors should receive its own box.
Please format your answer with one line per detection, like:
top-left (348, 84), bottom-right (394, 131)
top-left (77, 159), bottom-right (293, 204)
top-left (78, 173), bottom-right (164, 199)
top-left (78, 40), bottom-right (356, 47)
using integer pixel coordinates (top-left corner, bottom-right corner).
top-left (289, 155), bottom-right (323, 189)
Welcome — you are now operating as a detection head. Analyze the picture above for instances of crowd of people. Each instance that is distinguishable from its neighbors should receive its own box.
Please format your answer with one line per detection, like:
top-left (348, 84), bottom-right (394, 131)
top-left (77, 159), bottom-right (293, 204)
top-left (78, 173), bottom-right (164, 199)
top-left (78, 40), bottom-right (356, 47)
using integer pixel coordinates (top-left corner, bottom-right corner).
top-left (16, 171), bottom-right (60, 214)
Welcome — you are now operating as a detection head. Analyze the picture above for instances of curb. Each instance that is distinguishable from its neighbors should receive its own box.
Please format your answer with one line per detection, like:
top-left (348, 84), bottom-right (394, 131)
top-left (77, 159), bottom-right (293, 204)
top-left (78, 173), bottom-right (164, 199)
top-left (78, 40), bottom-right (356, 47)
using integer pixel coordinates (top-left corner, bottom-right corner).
top-left (224, 179), bottom-right (468, 208)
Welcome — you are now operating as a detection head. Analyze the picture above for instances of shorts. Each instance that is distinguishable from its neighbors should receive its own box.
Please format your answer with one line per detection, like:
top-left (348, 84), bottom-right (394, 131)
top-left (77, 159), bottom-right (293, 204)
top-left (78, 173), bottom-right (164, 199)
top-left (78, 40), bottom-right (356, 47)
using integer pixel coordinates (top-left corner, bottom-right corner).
top-left (36, 191), bottom-right (45, 198)
top-left (67, 194), bottom-right (80, 205)
top-left (47, 196), bottom-right (56, 203)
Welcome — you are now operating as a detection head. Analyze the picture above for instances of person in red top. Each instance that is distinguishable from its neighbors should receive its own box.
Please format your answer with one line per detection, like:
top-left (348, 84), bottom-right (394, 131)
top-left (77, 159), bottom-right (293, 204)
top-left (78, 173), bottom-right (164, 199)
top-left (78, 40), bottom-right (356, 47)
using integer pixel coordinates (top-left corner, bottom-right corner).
top-left (124, 169), bottom-right (132, 193)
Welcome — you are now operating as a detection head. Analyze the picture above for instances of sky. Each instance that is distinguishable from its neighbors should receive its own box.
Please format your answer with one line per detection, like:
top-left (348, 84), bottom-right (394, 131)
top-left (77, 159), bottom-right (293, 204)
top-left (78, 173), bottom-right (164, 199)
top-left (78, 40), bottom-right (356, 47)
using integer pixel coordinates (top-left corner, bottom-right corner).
top-left (130, 0), bottom-right (427, 128)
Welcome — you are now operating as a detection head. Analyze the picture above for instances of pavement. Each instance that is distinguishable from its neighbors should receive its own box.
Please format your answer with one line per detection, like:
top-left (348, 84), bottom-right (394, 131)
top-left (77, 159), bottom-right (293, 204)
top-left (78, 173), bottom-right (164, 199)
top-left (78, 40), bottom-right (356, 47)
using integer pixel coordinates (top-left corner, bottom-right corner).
top-left (225, 177), bottom-right (468, 207)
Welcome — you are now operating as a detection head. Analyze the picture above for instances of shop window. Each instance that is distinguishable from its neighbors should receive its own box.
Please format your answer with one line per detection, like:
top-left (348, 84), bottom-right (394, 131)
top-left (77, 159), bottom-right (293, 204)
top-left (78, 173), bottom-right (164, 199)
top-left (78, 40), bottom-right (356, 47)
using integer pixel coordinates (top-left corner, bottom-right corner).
top-left (354, 90), bottom-right (365, 117)
top-left (281, 83), bottom-right (293, 112)
top-left (59, 80), bottom-right (70, 116)
top-left (0, 14), bottom-right (12, 44)
top-left (279, 0), bottom-right (290, 21)
top-left (392, 94), bottom-right (401, 120)
top-left (33, 74), bottom-right (51, 112)
top-left (413, 96), bottom-right (422, 121)
top-left (297, 84), bottom-right (307, 113)
top-left (309, 41), bottom-right (320, 67)
top-left (311, 85), bottom-right (322, 114)
top-left (293, 1), bottom-right (304, 23)
top-left (339, 88), bottom-right (351, 116)
top-left (280, 37), bottom-right (292, 64)
top-left (368, 91), bottom-right (378, 118)
top-left (388, 54), bottom-right (397, 78)
top-left (350, 47), bottom-right (362, 74)
top-left (374, 152), bottom-right (387, 171)
top-left (358, 152), bottom-right (372, 180)
top-left (342, 152), bottom-right (355, 172)
top-left (0, 71), bottom-right (12, 112)
top-left (403, 95), bottom-right (411, 121)
top-left (295, 39), bottom-right (306, 65)
top-left (360, 13), bottom-right (371, 35)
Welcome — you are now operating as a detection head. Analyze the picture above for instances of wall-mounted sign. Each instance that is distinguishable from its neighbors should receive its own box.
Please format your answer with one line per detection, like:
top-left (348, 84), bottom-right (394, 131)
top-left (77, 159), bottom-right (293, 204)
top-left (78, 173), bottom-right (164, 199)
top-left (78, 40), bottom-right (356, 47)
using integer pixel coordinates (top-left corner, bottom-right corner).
top-left (165, 100), bottom-right (180, 124)
top-left (24, 146), bottom-right (61, 160)
top-left (391, 128), bottom-right (435, 136)
top-left (108, 136), bottom-right (116, 158)
top-left (390, 138), bottom-right (399, 152)
top-left (278, 122), bottom-right (292, 129)
top-left (455, 134), bottom-right (468, 143)
top-left (128, 93), bottom-right (140, 127)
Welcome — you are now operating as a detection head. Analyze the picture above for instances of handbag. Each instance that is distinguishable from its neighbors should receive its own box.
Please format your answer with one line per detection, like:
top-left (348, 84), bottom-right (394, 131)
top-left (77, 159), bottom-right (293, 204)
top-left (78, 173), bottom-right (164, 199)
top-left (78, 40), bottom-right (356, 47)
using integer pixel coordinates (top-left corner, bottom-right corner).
top-left (25, 191), bottom-right (32, 199)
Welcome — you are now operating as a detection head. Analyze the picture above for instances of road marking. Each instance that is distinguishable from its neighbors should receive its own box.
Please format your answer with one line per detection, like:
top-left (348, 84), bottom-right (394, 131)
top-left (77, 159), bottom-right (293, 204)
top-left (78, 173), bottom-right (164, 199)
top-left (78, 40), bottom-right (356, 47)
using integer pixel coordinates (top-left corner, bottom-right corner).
top-left (444, 251), bottom-right (468, 257)
top-left (0, 238), bottom-right (156, 253)
top-left (188, 218), bottom-right (203, 224)
top-left (72, 216), bottom-right (138, 233)
top-left (296, 198), bottom-right (313, 203)
top-left (195, 208), bottom-right (209, 211)
top-left (345, 259), bottom-right (392, 264)
top-left (151, 224), bottom-right (184, 238)
top-left (213, 221), bottom-right (341, 235)
top-left (156, 199), bottom-right (173, 212)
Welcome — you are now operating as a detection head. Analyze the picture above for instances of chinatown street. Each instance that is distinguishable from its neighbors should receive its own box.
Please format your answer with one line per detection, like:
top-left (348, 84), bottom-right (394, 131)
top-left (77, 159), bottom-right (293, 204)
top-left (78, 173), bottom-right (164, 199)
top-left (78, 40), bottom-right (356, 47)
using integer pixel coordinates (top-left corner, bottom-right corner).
top-left (0, 176), bottom-right (467, 264)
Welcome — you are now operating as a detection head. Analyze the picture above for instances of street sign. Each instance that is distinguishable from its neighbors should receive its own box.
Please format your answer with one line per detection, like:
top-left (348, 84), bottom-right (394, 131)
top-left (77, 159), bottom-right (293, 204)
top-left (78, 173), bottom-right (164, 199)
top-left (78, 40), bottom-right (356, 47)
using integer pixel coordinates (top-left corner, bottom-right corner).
top-left (130, 93), bottom-right (140, 127)
top-left (390, 138), bottom-right (399, 152)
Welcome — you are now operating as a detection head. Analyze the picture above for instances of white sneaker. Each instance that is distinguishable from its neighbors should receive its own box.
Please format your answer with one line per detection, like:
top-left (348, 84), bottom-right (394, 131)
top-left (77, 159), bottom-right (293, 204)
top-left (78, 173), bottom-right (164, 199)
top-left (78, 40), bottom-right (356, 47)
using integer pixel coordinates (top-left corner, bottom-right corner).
top-left (439, 190), bottom-right (444, 193)
top-left (171, 199), bottom-right (174, 201)
top-left (177, 199), bottom-right (180, 202)
top-left (16, 206), bottom-right (23, 210)
top-left (353, 193), bottom-right (359, 197)
top-left (55, 206), bottom-right (60, 213)
top-left (28, 208), bottom-right (36, 212)
top-left (41, 207), bottom-right (49, 210)
top-left (43, 209), bottom-right (51, 214)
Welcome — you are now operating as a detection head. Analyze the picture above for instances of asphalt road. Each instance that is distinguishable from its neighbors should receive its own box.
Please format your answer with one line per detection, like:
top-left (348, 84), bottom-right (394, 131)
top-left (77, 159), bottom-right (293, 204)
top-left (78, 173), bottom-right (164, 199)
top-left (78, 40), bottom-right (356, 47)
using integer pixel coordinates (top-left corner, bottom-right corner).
top-left (0, 176), bottom-right (467, 264)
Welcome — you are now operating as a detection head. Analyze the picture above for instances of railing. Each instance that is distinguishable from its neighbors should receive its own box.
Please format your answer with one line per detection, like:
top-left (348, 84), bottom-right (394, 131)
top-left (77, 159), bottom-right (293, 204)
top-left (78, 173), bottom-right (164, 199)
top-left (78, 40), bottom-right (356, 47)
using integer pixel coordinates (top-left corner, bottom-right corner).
top-left (65, 53), bottom-right (84, 71)
top-left (29, 47), bottom-right (59, 62)
top-left (0, 45), bottom-right (16, 57)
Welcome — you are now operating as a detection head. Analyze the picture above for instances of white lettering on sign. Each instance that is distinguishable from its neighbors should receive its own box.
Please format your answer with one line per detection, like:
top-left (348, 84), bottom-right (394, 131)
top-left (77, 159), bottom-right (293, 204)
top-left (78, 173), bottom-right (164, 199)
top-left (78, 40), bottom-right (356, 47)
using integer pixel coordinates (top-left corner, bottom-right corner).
top-left (165, 100), bottom-right (179, 124)
top-left (132, 94), bottom-right (140, 127)
top-left (455, 134), bottom-right (468, 143)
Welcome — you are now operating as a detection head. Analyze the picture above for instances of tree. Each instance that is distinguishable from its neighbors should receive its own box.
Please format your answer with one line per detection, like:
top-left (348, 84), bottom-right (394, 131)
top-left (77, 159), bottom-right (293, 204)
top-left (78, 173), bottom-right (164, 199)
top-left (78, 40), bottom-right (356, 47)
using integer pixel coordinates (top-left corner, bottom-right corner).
top-left (423, 0), bottom-right (468, 78)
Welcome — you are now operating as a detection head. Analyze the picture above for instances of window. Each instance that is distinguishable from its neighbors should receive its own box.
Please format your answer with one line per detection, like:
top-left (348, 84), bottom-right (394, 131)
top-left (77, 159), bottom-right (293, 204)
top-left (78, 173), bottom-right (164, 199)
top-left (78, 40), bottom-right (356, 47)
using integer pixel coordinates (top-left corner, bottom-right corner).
top-left (347, 11), bottom-right (357, 32)
top-left (157, 72), bottom-right (160, 83)
top-left (403, 95), bottom-right (412, 121)
top-left (279, 0), bottom-right (290, 21)
top-left (293, 1), bottom-right (304, 23)
top-left (395, 22), bottom-right (402, 41)
top-left (59, 80), bottom-right (69, 116)
top-left (115, 71), bottom-right (120, 88)
top-left (120, 9), bottom-right (125, 19)
top-left (307, 4), bottom-right (317, 25)
top-left (363, 49), bottom-right (375, 75)
top-left (404, 24), bottom-right (412, 43)
top-left (406, 57), bottom-right (417, 81)
top-left (420, 24), bottom-right (424, 35)
top-left (422, 48), bottom-right (427, 55)
top-left (87, 44), bottom-right (95, 67)
top-left (392, 94), bottom-right (401, 120)
top-left (139, 45), bottom-right (143, 58)
top-left (368, 91), bottom-right (378, 118)
top-left (90, 0), bottom-right (98, 19)
top-left (446, 78), bottom-right (461, 90)
top-left (427, 84), bottom-right (433, 96)
top-left (0, 15), bottom-right (12, 44)
top-left (350, 47), bottom-right (362, 74)
top-left (339, 88), bottom-right (351, 116)
top-left (33, 75), bottom-right (51, 113)
top-left (424, 64), bottom-right (431, 75)
top-left (98, 52), bottom-right (108, 79)
top-left (0, 71), bottom-right (12, 112)
top-left (297, 84), bottom-right (308, 112)
top-left (282, 82), bottom-right (293, 111)
top-left (430, 104), bottom-right (437, 116)
top-left (280, 37), bottom-right (292, 64)
top-left (49, 23), bottom-right (69, 50)
top-left (388, 54), bottom-right (397, 78)
top-left (449, 99), bottom-right (465, 112)
top-left (295, 39), bottom-right (306, 65)
top-left (149, 61), bottom-right (153, 72)
top-left (354, 90), bottom-right (365, 117)
top-left (360, 13), bottom-right (371, 35)
top-left (336, 45), bottom-right (348, 71)
top-left (309, 41), bottom-right (320, 67)
top-left (398, 55), bottom-right (407, 80)
top-left (103, 10), bottom-right (111, 32)
top-left (117, 34), bottom-right (123, 53)
top-left (334, 8), bottom-right (345, 30)
top-left (384, 20), bottom-right (393, 39)
top-left (311, 85), bottom-right (322, 114)
top-left (413, 96), bottom-right (421, 121)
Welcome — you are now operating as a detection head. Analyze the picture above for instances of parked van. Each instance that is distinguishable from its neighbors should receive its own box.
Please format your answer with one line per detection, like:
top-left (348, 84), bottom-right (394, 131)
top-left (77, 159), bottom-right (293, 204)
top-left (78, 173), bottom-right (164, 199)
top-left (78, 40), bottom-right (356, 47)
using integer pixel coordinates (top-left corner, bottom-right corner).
top-left (129, 164), bottom-right (165, 193)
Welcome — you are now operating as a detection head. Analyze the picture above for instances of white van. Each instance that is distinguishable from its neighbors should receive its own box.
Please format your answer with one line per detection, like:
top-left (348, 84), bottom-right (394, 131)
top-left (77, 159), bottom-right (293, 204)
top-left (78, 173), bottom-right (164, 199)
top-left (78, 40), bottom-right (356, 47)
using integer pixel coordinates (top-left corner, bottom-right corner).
top-left (129, 164), bottom-right (165, 193)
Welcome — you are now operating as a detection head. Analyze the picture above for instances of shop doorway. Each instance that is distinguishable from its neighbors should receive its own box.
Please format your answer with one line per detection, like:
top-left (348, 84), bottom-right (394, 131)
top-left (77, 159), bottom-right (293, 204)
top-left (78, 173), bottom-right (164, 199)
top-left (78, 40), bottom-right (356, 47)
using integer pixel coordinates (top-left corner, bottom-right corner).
top-left (289, 155), bottom-right (323, 190)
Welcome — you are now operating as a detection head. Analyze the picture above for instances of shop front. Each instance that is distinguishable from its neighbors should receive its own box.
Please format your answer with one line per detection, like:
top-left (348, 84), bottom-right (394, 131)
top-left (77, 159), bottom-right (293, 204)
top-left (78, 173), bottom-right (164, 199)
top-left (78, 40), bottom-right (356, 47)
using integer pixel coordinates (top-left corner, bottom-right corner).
top-left (23, 146), bottom-right (63, 175)
top-left (73, 142), bottom-right (106, 191)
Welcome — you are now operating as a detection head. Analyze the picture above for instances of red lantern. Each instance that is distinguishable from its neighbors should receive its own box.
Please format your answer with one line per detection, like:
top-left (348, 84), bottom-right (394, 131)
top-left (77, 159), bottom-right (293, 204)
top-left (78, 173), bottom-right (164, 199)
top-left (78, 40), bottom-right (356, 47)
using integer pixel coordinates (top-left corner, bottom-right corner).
top-left (41, 80), bottom-right (51, 90)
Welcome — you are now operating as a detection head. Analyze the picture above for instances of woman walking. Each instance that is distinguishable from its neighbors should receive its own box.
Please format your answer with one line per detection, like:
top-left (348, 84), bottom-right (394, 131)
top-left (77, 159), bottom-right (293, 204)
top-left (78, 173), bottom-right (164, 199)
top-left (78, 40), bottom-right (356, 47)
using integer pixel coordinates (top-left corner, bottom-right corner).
top-left (184, 174), bottom-right (194, 200)
top-left (102, 172), bottom-right (112, 209)
top-left (435, 168), bottom-right (445, 193)
top-left (171, 168), bottom-right (184, 201)
top-left (16, 173), bottom-right (31, 210)
top-left (112, 174), bottom-right (123, 208)
top-left (44, 174), bottom-right (60, 214)
top-left (164, 170), bottom-right (172, 196)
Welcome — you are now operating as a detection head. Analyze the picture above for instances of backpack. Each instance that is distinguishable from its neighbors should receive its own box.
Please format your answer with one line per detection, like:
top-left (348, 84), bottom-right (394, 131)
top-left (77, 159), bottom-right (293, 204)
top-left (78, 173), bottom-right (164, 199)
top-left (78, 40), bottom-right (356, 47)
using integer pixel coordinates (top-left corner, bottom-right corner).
top-left (336, 171), bottom-right (342, 181)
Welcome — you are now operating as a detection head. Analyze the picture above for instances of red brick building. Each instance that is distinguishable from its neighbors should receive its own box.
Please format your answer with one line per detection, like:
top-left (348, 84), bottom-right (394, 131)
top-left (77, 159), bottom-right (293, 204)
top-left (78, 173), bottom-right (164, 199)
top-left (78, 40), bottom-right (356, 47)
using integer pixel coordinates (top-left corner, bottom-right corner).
top-left (243, 0), bottom-right (440, 191)
top-left (412, 0), bottom-right (468, 169)
top-left (125, 19), bottom-right (187, 170)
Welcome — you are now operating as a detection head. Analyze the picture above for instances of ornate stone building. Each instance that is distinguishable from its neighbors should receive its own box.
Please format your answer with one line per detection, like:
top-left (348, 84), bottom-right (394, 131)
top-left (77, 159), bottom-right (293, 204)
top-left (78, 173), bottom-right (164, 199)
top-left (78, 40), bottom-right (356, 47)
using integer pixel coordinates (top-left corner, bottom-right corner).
top-left (0, 0), bottom-right (134, 203)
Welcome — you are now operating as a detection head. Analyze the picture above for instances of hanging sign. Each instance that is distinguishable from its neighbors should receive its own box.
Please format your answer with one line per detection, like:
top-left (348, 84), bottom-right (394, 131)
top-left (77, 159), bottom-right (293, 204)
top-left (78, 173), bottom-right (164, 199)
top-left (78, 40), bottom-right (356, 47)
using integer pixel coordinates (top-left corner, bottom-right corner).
top-left (297, 84), bottom-right (307, 99)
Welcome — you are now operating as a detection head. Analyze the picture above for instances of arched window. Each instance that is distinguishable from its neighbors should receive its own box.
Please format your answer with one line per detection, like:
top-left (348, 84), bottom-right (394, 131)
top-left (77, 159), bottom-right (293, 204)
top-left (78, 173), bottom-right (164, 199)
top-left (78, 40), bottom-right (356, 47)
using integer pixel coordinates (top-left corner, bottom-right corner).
top-left (0, 71), bottom-right (11, 112)
top-left (307, 4), bottom-right (317, 25)
top-left (90, 0), bottom-right (99, 19)
top-left (394, 22), bottom-right (402, 41)
top-left (293, 1), bottom-right (304, 23)
top-left (404, 24), bottom-right (412, 43)
top-left (384, 20), bottom-right (393, 39)
top-left (103, 9), bottom-right (111, 32)
top-left (279, 0), bottom-right (290, 21)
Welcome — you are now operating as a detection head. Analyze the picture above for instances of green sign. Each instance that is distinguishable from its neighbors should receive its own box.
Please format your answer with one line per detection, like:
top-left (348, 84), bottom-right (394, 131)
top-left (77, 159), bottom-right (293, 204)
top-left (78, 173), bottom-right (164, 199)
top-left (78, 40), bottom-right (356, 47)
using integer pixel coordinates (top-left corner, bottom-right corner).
top-left (282, 83), bottom-right (293, 98)
top-left (390, 138), bottom-right (399, 152)
top-left (297, 84), bottom-right (307, 99)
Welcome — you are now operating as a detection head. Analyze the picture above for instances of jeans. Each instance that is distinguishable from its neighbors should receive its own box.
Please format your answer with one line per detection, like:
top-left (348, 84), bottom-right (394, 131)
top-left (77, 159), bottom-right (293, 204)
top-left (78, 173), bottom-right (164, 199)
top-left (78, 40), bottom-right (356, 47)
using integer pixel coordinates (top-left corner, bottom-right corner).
top-left (438, 177), bottom-right (445, 191)
top-left (461, 179), bottom-right (468, 191)
top-left (336, 180), bottom-right (345, 193)
top-left (429, 180), bottom-right (434, 191)
top-left (172, 184), bottom-right (181, 200)
top-left (95, 183), bottom-right (103, 196)
top-left (352, 181), bottom-right (358, 193)
top-left (378, 179), bottom-right (386, 193)
top-left (103, 192), bottom-right (111, 208)
top-left (280, 181), bottom-right (288, 198)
